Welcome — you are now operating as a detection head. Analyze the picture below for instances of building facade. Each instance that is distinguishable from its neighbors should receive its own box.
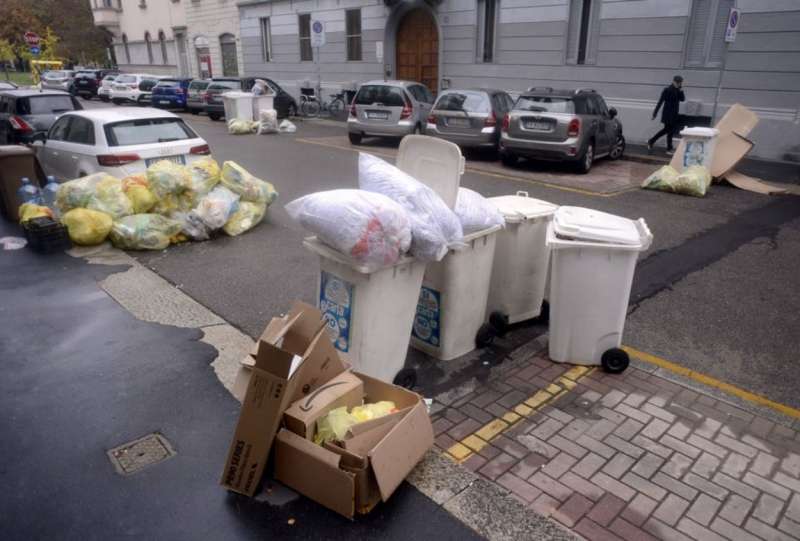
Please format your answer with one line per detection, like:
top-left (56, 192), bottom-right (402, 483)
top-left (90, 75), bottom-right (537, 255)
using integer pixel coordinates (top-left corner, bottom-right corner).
top-left (236, 0), bottom-right (800, 161)
top-left (90, 0), bottom-right (190, 76)
top-left (184, 0), bottom-right (244, 80)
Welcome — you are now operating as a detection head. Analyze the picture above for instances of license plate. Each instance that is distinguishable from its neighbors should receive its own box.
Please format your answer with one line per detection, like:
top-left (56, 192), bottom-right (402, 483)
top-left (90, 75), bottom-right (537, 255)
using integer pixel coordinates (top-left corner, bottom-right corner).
top-left (367, 111), bottom-right (389, 120)
top-left (146, 155), bottom-right (186, 167)
top-left (524, 120), bottom-right (551, 130)
top-left (159, 100), bottom-right (170, 105)
top-left (447, 118), bottom-right (470, 128)
top-left (78, 80), bottom-right (88, 85)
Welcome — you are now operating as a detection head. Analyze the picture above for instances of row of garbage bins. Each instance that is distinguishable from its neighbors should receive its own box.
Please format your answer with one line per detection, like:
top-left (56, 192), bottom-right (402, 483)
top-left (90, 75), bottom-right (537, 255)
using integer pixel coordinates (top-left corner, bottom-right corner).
top-left (300, 136), bottom-right (653, 388)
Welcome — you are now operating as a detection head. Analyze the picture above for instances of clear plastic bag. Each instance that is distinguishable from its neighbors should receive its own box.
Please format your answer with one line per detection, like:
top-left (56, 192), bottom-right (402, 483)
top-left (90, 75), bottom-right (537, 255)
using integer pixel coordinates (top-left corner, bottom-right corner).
top-left (56, 172), bottom-right (117, 214)
top-left (220, 161), bottom-right (278, 204)
top-left (278, 119), bottom-right (296, 133)
top-left (109, 214), bottom-right (183, 251)
top-left (146, 160), bottom-right (191, 199)
top-left (358, 153), bottom-right (463, 261)
top-left (61, 208), bottom-right (113, 246)
top-left (286, 189), bottom-right (412, 270)
top-left (194, 186), bottom-right (240, 230)
top-left (187, 156), bottom-right (221, 196)
top-left (455, 187), bottom-right (505, 234)
top-left (86, 177), bottom-right (133, 219)
top-left (257, 109), bottom-right (278, 135)
top-left (170, 211), bottom-right (211, 241)
top-left (223, 201), bottom-right (266, 236)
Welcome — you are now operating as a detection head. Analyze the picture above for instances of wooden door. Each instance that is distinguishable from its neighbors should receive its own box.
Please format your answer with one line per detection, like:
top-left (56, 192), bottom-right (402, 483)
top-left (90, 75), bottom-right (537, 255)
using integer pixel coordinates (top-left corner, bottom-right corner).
top-left (396, 9), bottom-right (438, 93)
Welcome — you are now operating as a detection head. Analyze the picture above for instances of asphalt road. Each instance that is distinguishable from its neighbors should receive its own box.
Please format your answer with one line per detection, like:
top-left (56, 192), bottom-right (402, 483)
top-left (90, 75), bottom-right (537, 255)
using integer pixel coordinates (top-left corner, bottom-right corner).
top-left (86, 101), bottom-right (800, 410)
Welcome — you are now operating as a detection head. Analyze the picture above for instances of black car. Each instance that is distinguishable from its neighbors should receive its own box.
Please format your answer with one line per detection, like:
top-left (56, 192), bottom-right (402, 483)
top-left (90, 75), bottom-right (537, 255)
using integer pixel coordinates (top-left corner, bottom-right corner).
top-left (203, 77), bottom-right (297, 120)
top-left (72, 69), bottom-right (119, 100)
top-left (0, 89), bottom-right (82, 144)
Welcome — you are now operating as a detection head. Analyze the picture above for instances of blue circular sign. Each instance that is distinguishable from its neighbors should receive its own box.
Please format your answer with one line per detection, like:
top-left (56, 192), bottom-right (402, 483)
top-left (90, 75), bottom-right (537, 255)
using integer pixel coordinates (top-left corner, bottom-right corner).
top-left (312, 21), bottom-right (323, 33)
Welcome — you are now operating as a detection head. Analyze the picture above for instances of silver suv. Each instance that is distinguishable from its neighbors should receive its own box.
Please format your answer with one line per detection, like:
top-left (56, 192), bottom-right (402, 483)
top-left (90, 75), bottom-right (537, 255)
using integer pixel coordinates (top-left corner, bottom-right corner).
top-left (500, 88), bottom-right (625, 173)
top-left (348, 80), bottom-right (434, 145)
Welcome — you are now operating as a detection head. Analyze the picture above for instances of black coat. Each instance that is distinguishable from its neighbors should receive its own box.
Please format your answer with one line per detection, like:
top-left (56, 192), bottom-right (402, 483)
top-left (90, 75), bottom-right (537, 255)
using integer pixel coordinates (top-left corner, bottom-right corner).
top-left (654, 85), bottom-right (685, 124)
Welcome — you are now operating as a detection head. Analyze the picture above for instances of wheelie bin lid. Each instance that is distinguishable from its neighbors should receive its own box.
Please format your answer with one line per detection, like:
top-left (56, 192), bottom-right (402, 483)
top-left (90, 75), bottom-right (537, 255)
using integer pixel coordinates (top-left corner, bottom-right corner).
top-left (396, 135), bottom-right (464, 209)
top-left (552, 206), bottom-right (649, 246)
top-left (488, 191), bottom-right (557, 223)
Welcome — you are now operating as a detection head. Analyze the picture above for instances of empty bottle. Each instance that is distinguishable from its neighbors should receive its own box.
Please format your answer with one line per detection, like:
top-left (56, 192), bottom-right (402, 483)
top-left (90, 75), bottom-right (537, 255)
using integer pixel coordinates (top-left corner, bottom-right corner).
top-left (17, 177), bottom-right (41, 205)
top-left (41, 176), bottom-right (60, 214)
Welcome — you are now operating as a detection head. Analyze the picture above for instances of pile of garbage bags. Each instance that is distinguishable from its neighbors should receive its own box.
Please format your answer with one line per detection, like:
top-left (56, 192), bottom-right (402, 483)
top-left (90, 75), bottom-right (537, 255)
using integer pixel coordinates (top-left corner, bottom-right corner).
top-left (49, 157), bottom-right (278, 250)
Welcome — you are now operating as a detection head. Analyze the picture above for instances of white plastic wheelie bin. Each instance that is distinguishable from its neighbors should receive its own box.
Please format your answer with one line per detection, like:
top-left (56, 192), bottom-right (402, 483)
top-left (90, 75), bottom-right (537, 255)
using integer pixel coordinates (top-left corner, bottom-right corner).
top-left (679, 127), bottom-right (719, 170)
top-left (222, 91), bottom-right (255, 122)
top-left (482, 192), bottom-right (558, 340)
top-left (546, 207), bottom-right (653, 373)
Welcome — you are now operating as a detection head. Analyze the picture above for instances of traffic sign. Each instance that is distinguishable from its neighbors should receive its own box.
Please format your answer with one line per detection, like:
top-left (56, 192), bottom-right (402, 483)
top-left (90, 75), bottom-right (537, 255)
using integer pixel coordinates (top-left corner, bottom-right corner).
top-left (29, 46), bottom-right (40, 56)
top-left (725, 8), bottom-right (740, 42)
top-left (24, 32), bottom-right (40, 46)
top-left (310, 20), bottom-right (326, 48)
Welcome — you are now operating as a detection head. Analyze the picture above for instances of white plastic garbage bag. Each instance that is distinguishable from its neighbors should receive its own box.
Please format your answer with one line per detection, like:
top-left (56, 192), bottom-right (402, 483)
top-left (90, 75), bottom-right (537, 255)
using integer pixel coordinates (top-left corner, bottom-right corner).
top-left (193, 186), bottom-right (240, 230)
top-left (278, 119), bottom-right (296, 133)
top-left (286, 189), bottom-right (412, 271)
top-left (170, 211), bottom-right (211, 241)
top-left (455, 187), bottom-right (505, 234)
top-left (257, 109), bottom-right (278, 135)
top-left (358, 153), bottom-right (463, 261)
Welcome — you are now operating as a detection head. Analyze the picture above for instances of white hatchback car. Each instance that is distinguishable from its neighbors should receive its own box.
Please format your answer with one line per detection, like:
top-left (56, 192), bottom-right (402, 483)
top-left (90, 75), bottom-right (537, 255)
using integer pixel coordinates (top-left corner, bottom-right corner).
top-left (35, 107), bottom-right (211, 180)
top-left (97, 74), bottom-right (118, 102)
top-left (110, 74), bottom-right (160, 105)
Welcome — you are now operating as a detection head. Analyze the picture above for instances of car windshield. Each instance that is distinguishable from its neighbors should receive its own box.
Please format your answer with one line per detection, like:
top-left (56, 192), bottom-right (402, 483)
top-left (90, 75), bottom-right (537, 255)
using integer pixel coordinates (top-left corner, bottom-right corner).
top-left (156, 80), bottom-right (180, 87)
top-left (209, 81), bottom-right (240, 91)
top-left (105, 118), bottom-right (197, 147)
top-left (20, 95), bottom-right (76, 115)
top-left (103, 75), bottom-right (117, 82)
top-left (355, 85), bottom-right (406, 107)
top-left (75, 71), bottom-right (96, 79)
top-left (435, 91), bottom-right (490, 113)
top-left (515, 96), bottom-right (574, 114)
top-left (45, 71), bottom-right (66, 79)
top-left (190, 81), bottom-right (209, 90)
top-left (115, 75), bottom-right (136, 84)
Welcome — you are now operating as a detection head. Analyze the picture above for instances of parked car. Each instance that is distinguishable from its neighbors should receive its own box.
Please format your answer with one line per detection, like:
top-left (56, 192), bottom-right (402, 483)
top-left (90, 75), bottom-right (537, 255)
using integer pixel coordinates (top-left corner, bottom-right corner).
top-left (347, 80), bottom-right (434, 145)
top-left (499, 88), bottom-right (625, 173)
top-left (0, 89), bottom-right (83, 145)
top-left (110, 74), bottom-right (161, 105)
top-left (41, 70), bottom-right (76, 92)
top-left (151, 78), bottom-right (193, 110)
top-left (425, 89), bottom-right (514, 152)
top-left (184, 79), bottom-right (209, 115)
top-left (202, 77), bottom-right (297, 120)
top-left (35, 107), bottom-right (211, 180)
top-left (97, 74), bottom-right (118, 102)
top-left (72, 69), bottom-right (118, 100)
top-left (0, 81), bottom-right (18, 91)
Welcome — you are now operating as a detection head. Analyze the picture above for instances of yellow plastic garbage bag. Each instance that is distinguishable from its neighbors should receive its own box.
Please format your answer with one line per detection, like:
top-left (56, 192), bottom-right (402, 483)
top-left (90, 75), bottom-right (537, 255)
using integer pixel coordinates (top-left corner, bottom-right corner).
top-left (313, 401), bottom-right (397, 445)
top-left (109, 214), bottom-right (183, 251)
top-left (351, 401), bottom-right (397, 423)
top-left (146, 160), bottom-right (191, 199)
top-left (227, 119), bottom-right (259, 135)
top-left (121, 174), bottom-right (157, 214)
top-left (220, 161), bottom-right (278, 204)
top-left (642, 165), bottom-right (711, 197)
top-left (56, 172), bottom-right (116, 214)
top-left (86, 177), bottom-right (133, 219)
top-left (61, 208), bottom-right (113, 246)
top-left (121, 174), bottom-right (149, 191)
top-left (187, 156), bottom-right (221, 195)
top-left (18, 203), bottom-right (54, 223)
top-left (222, 201), bottom-right (266, 236)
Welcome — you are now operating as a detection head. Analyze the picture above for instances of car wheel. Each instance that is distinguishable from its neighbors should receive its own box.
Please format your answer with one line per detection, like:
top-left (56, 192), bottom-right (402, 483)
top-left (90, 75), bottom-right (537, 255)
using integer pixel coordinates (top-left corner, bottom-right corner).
top-left (208, 112), bottom-right (222, 121)
top-left (348, 132), bottom-right (362, 145)
top-left (289, 104), bottom-right (297, 117)
top-left (190, 108), bottom-right (199, 115)
top-left (576, 142), bottom-right (594, 174)
top-left (609, 134), bottom-right (625, 160)
top-left (501, 152), bottom-right (518, 167)
top-left (83, 94), bottom-right (91, 101)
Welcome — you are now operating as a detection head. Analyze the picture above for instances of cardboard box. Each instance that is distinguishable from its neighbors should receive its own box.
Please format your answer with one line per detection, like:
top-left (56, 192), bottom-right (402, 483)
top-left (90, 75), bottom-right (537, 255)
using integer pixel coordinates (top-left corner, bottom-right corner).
top-left (273, 372), bottom-right (434, 518)
top-left (220, 301), bottom-right (346, 496)
top-left (283, 371), bottom-right (365, 439)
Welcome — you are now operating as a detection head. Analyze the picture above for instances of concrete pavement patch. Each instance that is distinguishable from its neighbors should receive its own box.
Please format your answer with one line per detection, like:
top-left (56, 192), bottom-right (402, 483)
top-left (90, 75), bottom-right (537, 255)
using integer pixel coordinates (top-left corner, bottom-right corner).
top-left (407, 450), bottom-right (478, 505)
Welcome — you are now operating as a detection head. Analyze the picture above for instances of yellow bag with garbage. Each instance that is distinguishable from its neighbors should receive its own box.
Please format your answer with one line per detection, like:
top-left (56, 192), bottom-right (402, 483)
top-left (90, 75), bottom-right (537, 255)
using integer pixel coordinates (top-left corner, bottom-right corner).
top-left (146, 160), bottom-right (191, 199)
top-left (642, 164), bottom-right (711, 197)
top-left (18, 203), bottom-right (54, 223)
top-left (314, 401), bottom-right (398, 445)
top-left (55, 173), bottom-right (117, 214)
top-left (121, 174), bottom-right (157, 214)
top-left (223, 201), bottom-right (266, 236)
top-left (110, 214), bottom-right (183, 251)
top-left (227, 119), bottom-right (259, 135)
top-left (220, 161), bottom-right (278, 204)
top-left (61, 208), bottom-right (113, 246)
top-left (86, 177), bottom-right (133, 219)
top-left (187, 156), bottom-right (221, 195)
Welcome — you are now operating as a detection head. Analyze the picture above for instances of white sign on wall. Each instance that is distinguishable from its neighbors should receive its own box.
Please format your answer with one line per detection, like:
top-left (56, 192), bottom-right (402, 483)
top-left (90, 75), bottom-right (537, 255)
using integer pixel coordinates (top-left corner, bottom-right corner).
top-left (725, 8), bottom-right (741, 42)
top-left (311, 20), bottom-right (326, 48)
top-left (376, 41), bottom-right (384, 62)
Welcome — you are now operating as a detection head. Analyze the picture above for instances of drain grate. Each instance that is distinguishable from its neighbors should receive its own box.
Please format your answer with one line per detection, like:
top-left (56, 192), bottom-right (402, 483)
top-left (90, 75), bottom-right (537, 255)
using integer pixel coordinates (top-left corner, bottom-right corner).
top-left (107, 432), bottom-right (176, 475)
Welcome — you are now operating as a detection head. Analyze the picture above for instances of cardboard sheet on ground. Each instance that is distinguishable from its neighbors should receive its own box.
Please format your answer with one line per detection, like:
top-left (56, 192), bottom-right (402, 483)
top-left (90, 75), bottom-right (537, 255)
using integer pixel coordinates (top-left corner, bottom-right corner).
top-left (723, 171), bottom-right (789, 195)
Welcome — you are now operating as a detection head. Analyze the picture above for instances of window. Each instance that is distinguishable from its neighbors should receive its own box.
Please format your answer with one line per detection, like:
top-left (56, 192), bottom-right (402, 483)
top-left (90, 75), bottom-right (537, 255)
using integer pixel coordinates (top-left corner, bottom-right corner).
top-left (49, 117), bottom-right (71, 141)
top-left (515, 96), bottom-right (575, 114)
top-left (122, 34), bottom-right (130, 64)
top-left (566, 0), bottom-right (600, 65)
top-left (260, 17), bottom-right (272, 62)
top-left (685, 0), bottom-right (734, 67)
top-left (21, 95), bottom-right (77, 115)
top-left (593, 95), bottom-right (609, 117)
top-left (104, 118), bottom-right (197, 147)
top-left (145, 32), bottom-right (154, 64)
top-left (65, 117), bottom-right (95, 145)
top-left (219, 34), bottom-right (239, 76)
top-left (158, 31), bottom-right (168, 65)
top-left (298, 14), bottom-right (312, 61)
top-left (354, 85), bottom-right (406, 107)
top-left (435, 91), bottom-right (491, 113)
top-left (477, 0), bottom-right (497, 63)
top-left (346, 9), bottom-right (362, 61)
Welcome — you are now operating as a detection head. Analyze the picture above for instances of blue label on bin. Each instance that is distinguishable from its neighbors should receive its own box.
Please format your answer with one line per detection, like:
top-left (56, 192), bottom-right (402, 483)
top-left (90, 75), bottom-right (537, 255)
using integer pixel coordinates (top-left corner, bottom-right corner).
top-left (683, 140), bottom-right (706, 167)
top-left (412, 286), bottom-right (441, 347)
top-left (319, 271), bottom-right (353, 352)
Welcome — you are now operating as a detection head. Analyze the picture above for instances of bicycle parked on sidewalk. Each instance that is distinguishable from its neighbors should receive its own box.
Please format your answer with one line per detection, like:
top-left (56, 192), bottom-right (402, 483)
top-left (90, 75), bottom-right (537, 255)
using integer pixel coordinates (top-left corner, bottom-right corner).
top-left (299, 88), bottom-right (348, 120)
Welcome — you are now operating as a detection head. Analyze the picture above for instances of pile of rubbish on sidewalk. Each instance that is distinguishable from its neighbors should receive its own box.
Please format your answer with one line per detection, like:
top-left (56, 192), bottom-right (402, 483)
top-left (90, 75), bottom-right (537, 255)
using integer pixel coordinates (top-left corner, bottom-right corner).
top-left (221, 301), bottom-right (434, 519)
top-left (642, 103), bottom-right (790, 197)
top-left (17, 158), bottom-right (278, 250)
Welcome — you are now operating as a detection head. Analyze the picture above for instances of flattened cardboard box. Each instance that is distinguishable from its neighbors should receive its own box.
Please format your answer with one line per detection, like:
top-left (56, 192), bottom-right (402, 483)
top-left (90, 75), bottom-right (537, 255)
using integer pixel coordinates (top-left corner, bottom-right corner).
top-left (274, 372), bottom-right (434, 518)
top-left (220, 301), bottom-right (346, 496)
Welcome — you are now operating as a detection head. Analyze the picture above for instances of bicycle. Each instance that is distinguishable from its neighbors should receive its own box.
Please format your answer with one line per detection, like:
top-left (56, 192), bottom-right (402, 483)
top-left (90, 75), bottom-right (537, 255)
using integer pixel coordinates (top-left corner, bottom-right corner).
top-left (299, 90), bottom-right (347, 120)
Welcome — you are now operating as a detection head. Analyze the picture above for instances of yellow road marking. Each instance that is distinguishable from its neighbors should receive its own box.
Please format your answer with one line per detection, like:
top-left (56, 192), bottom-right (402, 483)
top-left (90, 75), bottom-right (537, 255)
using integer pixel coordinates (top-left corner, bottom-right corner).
top-left (295, 136), bottom-right (637, 198)
top-left (623, 346), bottom-right (800, 420)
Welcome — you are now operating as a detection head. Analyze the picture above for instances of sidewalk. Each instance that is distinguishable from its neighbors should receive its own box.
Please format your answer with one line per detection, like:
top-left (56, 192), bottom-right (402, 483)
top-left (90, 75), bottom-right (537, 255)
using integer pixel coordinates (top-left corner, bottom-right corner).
top-left (430, 341), bottom-right (800, 541)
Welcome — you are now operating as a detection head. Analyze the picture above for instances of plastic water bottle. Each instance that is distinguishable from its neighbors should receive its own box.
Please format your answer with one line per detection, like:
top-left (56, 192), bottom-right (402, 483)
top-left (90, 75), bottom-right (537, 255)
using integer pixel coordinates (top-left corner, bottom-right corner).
top-left (17, 177), bottom-right (41, 205)
top-left (41, 176), bottom-right (60, 214)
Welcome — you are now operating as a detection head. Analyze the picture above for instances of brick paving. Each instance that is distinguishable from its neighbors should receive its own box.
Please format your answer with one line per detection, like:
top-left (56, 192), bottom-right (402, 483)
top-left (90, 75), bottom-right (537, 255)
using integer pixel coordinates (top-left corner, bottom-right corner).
top-left (432, 353), bottom-right (800, 541)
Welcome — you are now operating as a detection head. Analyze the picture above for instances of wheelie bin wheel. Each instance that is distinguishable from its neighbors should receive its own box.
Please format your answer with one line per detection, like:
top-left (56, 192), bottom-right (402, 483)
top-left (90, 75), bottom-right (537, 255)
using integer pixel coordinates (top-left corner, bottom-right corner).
top-left (537, 300), bottom-right (550, 323)
top-left (475, 323), bottom-right (496, 348)
top-left (393, 368), bottom-right (418, 389)
top-left (601, 348), bottom-right (629, 374)
top-left (489, 311), bottom-right (509, 337)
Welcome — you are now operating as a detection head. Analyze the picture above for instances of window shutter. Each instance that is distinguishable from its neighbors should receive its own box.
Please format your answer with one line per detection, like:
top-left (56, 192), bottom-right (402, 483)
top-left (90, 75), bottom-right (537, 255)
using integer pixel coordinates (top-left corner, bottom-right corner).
top-left (566, 0), bottom-right (583, 64)
top-left (707, 0), bottom-right (733, 65)
top-left (685, 0), bottom-right (711, 66)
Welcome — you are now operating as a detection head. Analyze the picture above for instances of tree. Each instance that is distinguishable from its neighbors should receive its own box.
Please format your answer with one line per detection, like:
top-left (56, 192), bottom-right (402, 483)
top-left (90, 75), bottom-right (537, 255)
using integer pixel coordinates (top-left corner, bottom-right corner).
top-left (0, 38), bottom-right (14, 81)
top-left (0, 0), bottom-right (44, 69)
top-left (38, 27), bottom-right (59, 62)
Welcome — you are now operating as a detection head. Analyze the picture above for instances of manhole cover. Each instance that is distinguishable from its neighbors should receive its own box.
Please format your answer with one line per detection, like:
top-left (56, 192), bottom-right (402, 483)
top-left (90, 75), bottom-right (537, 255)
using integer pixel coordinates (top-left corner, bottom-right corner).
top-left (107, 433), bottom-right (176, 475)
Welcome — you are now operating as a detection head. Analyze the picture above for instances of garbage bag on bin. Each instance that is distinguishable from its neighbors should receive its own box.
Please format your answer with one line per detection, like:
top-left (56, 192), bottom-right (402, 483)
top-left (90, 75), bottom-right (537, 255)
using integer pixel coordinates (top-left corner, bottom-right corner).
top-left (455, 187), bottom-right (505, 234)
top-left (220, 161), bottom-right (278, 204)
top-left (358, 152), bottom-right (463, 261)
top-left (86, 177), bottom-right (133, 219)
top-left (194, 186), bottom-right (240, 230)
top-left (109, 214), bottom-right (183, 251)
top-left (286, 189), bottom-right (412, 270)
top-left (56, 172), bottom-right (117, 213)
top-left (223, 201), bottom-right (266, 236)
top-left (146, 160), bottom-right (191, 199)
top-left (19, 203), bottom-right (53, 223)
top-left (61, 208), bottom-right (113, 246)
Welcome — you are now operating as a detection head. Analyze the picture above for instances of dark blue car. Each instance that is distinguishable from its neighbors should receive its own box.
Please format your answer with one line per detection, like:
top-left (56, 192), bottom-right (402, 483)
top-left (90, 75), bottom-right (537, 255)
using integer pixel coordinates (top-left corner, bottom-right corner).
top-left (151, 78), bottom-right (193, 110)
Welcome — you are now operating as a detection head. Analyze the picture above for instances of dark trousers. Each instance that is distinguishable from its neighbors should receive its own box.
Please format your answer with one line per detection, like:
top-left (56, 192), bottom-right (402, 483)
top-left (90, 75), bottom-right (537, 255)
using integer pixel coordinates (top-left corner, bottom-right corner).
top-left (649, 122), bottom-right (677, 150)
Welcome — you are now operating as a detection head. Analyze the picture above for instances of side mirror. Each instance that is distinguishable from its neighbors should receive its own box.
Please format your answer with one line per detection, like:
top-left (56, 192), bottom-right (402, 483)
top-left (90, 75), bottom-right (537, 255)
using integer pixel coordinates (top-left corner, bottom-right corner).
top-left (609, 107), bottom-right (618, 118)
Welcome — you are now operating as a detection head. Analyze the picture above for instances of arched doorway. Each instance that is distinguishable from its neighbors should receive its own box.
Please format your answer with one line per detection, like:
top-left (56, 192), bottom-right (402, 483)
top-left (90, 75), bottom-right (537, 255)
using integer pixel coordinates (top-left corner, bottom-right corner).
top-left (396, 9), bottom-right (438, 93)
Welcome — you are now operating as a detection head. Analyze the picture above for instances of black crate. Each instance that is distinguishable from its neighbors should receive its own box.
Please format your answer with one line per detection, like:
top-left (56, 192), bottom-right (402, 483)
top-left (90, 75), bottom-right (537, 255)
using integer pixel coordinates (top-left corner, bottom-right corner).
top-left (23, 217), bottom-right (71, 254)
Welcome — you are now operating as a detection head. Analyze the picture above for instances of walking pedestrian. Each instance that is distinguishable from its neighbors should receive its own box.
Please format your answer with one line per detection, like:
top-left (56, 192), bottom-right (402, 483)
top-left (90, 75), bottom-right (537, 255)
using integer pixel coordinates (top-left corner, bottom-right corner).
top-left (648, 75), bottom-right (685, 155)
